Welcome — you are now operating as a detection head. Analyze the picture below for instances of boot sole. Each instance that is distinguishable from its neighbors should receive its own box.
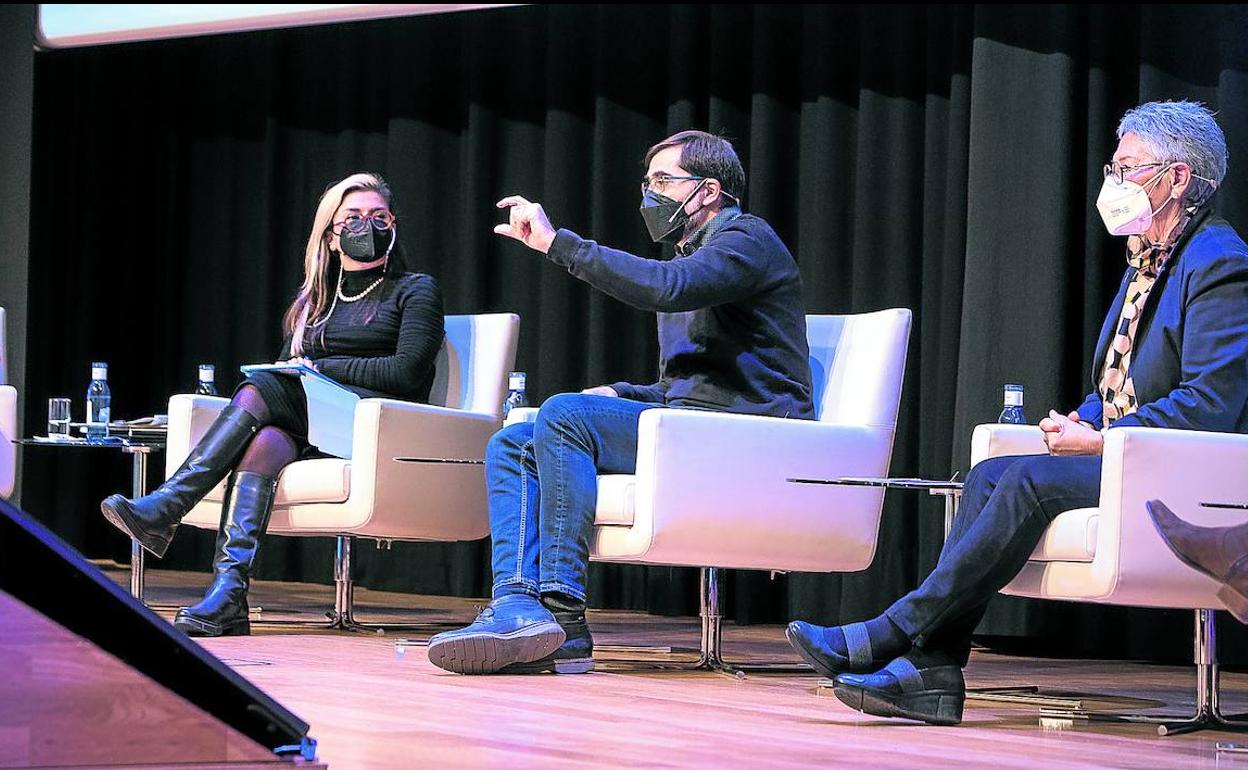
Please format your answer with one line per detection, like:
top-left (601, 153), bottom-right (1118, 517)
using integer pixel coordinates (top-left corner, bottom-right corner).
top-left (1218, 583), bottom-right (1248, 624)
top-left (427, 622), bottom-right (566, 675)
top-left (832, 681), bottom-right (964, 726)
top-left (500, 656), bottom-right (596, 675)
top-left (174, 612), bottom-right (250, 637)
top-left (100, 497), bottom-right (173, 558)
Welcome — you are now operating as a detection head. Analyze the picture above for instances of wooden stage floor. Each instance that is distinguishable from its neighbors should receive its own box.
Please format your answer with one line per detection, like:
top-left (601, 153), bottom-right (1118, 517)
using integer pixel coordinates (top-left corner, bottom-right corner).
top-left (110, 565), bottom-right (1248, 770)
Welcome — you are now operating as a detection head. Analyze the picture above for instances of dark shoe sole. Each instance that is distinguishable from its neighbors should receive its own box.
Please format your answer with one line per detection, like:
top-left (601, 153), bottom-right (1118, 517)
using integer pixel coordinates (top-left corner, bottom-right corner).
top-left (785, 623), bottom-right (853, 679)
top-left (832, 681), bottom-right (964, 726)
top-left (173, 612), bottom-right (250, 637)
top-left (427, 622), bottom-right (566, 675)
top-left (500, 656), bottom-right (596, 675)
top-left (100, 496), bottom-right (174, 558)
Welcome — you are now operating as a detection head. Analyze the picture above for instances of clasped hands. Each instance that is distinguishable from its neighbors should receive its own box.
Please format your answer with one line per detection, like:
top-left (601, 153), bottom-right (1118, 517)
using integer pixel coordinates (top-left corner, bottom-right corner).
top-left (1039, 409), bottom-right (1104, 456)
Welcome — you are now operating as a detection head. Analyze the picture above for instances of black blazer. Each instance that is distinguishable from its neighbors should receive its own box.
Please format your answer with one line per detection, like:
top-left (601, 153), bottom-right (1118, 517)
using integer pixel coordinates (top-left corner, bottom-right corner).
top-left (1076, 208), bottom-right (1248, 432)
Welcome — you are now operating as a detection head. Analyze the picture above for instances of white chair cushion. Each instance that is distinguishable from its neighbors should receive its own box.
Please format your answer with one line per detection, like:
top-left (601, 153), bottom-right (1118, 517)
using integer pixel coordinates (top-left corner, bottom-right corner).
top-left (205, 459), bottom-right (351, 506)
top-left (595, 475), bottom-right (637, 526)
top-left (1027, 507), bottom-right (1099, 563)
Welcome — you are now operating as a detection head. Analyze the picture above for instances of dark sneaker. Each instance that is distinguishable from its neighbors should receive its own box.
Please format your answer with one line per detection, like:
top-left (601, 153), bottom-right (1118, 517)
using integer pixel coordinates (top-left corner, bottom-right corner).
top-left (427, 594), bottom-right (566, 675)
top-left (500, 607), bottom-right (595, 674)
top-left (832, 650), bottom-right (966, 726)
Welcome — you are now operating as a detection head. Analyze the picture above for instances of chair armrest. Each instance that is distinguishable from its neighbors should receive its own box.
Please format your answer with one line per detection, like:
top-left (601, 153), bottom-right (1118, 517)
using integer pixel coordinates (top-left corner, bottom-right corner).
top-left (1103, 427), bottom-right (1248, 525)
top-left (166, 394), bottom-right (230, 478)
top-left (970, 423), bottom-right (1047, 467)
top-left (0, 385), bottom-right (16, 499)
top-left (1095, 427), bottom-right (1248, 607)
top-left (339, 399), bottom-right (501, 541)
top-left (502, 406), bottom-right (539, 427)
top-left (354, 398), bottom-right (501, 463)
top-left (618, 409), bottom-right (896, 572)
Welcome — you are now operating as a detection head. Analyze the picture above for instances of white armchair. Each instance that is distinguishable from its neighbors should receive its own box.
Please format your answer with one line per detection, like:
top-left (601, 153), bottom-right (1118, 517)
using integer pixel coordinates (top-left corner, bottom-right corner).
top-left (509, 309), bottom-right (913, 673)
top-left (1, 307), bottom-right (16, 500)
top-left (168, 313), bottom-right (519, 629)
top-left (973, 422), bottom-right (1248, 735)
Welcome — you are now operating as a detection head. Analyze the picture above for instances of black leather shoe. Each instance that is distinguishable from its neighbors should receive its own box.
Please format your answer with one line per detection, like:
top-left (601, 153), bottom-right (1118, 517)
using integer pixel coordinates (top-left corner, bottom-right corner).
top-left (785, 620), bottom-right (895, 679)
top-left (500, 600), bottom-right (595, 674)
top-left (174, 471), bottom-right (277, 637)
top-left (101, 404), bottom-right (260, 557)
top-left (832, 650), bottom-right (966, 726)
top-left (427, 595), bottom-right (566, 674)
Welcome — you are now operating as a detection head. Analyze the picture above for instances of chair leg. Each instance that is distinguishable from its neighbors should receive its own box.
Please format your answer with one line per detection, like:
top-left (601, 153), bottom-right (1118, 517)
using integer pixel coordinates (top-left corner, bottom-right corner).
top-left (250, 535), bottom-right (459, 634)
top-left (247, 535), bottom-right (355, 630)
top-left (1038, 609), bottom-right (1248, 736)
top-left (592, 567), bottom-right (811, 678)
top-left (326, 536), bottom-right (463, 634)
top-left (328, 535), bottom-right (357, 630)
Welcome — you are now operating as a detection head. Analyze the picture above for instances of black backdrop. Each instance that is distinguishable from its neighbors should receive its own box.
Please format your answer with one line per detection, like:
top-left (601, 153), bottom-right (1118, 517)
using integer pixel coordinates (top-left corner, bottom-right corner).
top-left (21, 4), bottom-right (1248, 661)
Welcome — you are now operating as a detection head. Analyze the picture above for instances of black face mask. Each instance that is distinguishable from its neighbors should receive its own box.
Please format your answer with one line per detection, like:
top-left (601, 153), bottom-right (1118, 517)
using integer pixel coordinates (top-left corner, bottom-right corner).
top-left (639, 179), bottom-right (706, 244)
top-left (339, 225), bottom-right (395, 262)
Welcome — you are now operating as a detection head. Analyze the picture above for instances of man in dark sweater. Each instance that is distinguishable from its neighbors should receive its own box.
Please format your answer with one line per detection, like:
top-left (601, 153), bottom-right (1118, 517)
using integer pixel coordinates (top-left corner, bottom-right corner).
top-left (427, 130), bottom-right (814, 675)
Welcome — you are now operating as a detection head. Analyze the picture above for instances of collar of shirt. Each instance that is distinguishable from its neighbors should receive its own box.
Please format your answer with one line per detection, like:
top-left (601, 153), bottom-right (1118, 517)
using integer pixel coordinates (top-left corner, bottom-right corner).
top-left (1125, 206), bottom-right (1197, 279)
top-left (675, 204), bottom-right (743, 257)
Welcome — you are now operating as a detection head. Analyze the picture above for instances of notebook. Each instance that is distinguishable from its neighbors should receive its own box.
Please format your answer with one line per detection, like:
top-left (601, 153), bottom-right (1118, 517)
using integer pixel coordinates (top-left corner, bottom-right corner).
top-left (239, 363), bottom-right (359, 459)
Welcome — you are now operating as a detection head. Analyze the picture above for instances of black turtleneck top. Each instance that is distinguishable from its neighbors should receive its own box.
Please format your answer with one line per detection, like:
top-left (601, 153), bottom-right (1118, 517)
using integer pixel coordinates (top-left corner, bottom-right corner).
top-left (279, 265), bottom-right (445, 403)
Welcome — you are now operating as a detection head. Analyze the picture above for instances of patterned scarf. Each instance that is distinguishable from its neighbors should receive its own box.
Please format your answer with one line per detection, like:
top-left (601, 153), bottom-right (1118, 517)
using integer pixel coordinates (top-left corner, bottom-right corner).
top-left (1097, 210), bottom-right (1194, 426)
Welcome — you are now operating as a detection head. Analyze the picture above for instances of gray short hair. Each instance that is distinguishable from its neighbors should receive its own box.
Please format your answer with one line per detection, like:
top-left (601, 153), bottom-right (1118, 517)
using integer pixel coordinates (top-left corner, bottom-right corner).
top-left (1117, 100), bottom-right (1228, 207)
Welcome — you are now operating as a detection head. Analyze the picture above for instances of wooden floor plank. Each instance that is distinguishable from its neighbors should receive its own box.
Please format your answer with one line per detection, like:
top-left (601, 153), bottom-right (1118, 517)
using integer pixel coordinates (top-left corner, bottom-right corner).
top-left (93, 566), bottom-right (1248, 769)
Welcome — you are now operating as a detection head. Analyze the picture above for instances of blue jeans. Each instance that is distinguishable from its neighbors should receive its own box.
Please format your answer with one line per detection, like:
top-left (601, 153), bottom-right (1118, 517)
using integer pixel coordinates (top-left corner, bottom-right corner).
top-left (884, 453), bottom-right (1102, 665)
top-left (488, 393), bottom-right (660, 602)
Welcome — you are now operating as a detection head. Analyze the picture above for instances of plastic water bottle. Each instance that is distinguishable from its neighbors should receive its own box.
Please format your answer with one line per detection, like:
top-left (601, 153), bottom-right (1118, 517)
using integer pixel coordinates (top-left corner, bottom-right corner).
top-left (502, 372), bottom-right (529, 418)
top-left (998, 383), bottom-right (1026, 424)
top-left (196, 364), bottom-right (219, 396)
top-left (86, 362), bottom-right (112, 440)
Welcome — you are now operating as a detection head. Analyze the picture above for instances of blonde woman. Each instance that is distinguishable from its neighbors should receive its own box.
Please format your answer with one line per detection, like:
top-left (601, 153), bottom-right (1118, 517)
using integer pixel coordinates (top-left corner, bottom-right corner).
top-left (101, 173), bottom-right (444, 637)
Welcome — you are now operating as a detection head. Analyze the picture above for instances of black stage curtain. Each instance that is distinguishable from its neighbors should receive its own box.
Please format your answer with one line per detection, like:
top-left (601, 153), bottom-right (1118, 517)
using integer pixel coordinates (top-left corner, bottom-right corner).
top-left (22, 5), bottom-right (1248, 662)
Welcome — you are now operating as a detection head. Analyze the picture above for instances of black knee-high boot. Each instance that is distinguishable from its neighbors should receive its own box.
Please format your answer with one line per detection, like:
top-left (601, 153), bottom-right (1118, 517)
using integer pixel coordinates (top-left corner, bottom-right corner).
top-left (100, 404), bottom-right (261, 557)
top-left (174, 471), bottom-right (277, 637)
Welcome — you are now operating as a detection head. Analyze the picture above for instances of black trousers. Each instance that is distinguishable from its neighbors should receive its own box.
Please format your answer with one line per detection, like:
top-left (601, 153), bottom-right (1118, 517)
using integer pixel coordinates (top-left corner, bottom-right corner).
top-left (885, 453), bottom-right (1102, 666)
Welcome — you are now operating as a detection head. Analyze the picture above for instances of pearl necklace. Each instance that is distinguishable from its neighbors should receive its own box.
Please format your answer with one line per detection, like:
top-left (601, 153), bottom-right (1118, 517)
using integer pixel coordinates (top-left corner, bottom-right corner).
top-left (339, 274), bottom-right (385, 302)
top-left (310, 265), bottom-right (385, 327)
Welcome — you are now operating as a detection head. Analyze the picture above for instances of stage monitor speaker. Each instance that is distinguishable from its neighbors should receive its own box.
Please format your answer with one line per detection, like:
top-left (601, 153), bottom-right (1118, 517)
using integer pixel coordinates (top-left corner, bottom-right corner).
top-left (0, 499), bottom-right (320, 768)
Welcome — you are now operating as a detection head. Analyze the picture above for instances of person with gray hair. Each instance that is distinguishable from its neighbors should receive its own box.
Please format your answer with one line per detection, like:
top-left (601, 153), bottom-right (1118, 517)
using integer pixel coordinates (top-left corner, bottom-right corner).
top-left (787, 100), bottom-right (1248, 725)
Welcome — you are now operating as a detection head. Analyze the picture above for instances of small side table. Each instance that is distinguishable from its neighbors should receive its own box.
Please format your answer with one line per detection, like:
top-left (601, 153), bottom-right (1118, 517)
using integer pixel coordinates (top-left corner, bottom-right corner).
top-left (17, 430), bottom-right (166, 603)
top-left (787, 476), bottom-right (964, 535)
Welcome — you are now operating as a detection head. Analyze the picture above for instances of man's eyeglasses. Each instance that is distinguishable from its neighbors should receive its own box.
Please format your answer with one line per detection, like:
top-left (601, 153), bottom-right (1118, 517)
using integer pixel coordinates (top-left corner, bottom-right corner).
top-left (641, 173), bottom-right (705, 196)
top-left (1103, 161), bottom-right (1166, 185)
top-left (332, 211), bottom-right (396, 235)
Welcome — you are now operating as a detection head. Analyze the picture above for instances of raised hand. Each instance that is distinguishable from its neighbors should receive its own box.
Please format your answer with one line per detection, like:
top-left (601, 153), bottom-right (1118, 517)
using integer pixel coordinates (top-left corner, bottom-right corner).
top-left (494, 195), bottom-right (557, 254)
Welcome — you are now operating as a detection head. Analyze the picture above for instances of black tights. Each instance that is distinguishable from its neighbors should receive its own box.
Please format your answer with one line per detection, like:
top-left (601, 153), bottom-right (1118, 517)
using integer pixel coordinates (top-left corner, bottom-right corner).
top-left (231, 384), bottom-right (301, 478)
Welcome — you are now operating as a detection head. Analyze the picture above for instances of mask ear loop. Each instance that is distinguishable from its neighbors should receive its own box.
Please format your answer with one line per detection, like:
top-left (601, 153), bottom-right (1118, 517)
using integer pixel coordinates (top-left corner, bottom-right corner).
top-left (1136, 163), bottom-right (1182, 221)
top-left (382, 225), bottom-right (396, 263)
top-left (667, 178), bottom-right (708, 224)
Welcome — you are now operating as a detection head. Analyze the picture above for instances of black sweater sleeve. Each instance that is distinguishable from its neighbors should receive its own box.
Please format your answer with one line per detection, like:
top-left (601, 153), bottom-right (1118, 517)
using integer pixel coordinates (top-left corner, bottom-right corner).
top-left (544, 224), bottom-right (774, 312)
top-left (610, 378), bottom-right (670, 403)
top-left (313, 275), bottom-right (445, 396)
